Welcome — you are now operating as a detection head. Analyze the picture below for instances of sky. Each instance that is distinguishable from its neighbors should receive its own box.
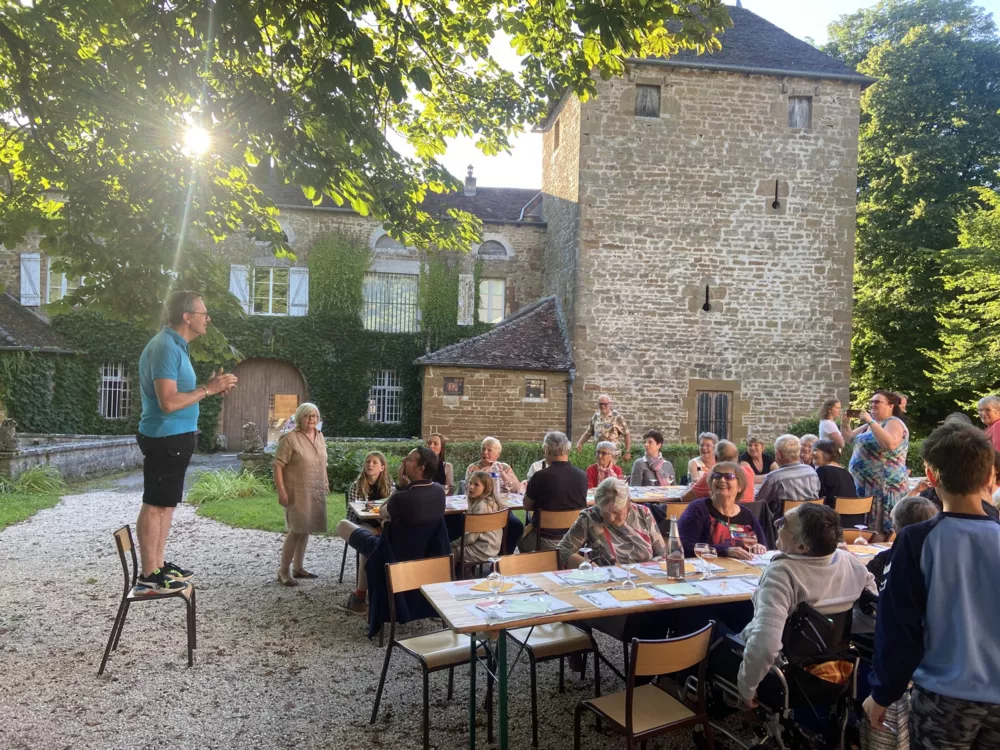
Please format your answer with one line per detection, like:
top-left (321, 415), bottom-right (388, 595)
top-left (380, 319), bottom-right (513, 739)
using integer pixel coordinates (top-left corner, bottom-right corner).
top-left (418, 0), bottom-right (1000, 190)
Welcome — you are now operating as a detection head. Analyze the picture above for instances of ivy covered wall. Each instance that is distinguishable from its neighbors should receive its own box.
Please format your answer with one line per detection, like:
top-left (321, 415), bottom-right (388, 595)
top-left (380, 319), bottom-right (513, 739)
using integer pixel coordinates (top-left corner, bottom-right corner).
top-left (0, 232), bottom-right (488, 447)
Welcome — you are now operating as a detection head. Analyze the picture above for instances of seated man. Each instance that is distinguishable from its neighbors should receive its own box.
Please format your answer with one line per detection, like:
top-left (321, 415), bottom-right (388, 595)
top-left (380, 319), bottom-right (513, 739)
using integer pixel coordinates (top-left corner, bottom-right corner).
top-left (756, 434), bottom-right (820, 518)
top-left (520, 431), bottom-right (588, 552)
top-left (335, 446), bottom-right (446, 615)
top-left (736, 503), bottom-right (876, 705)
top-left (681, 440), bottom-right (755, 503)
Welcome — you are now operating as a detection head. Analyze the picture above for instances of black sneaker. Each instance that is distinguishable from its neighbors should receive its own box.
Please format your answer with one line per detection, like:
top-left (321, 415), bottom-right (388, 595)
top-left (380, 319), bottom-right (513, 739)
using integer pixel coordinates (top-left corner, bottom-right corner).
top-left (335, 593), bottom-right (368, 616)
top-left (135, 569), bottom-right (188, 595)
top-left (162, 561), bottom-right (194, 582)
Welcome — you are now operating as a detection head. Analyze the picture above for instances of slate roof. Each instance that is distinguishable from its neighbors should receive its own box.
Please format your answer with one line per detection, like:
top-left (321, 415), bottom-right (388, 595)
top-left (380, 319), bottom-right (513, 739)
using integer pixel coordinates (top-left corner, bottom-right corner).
top-left (0, 293), bottom-right (79, 354)
top-left (262, 181), bottom-right (543, 225)
top-left (415, 296), bottom-right (573, 372)
top-left (652, 7), bottom-right (871, 82)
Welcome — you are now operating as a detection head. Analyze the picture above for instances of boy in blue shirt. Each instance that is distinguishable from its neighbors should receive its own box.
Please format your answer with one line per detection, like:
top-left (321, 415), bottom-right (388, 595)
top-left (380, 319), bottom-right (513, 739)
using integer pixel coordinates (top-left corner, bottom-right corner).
top-left (864, 422), bottom-right (1000, 748)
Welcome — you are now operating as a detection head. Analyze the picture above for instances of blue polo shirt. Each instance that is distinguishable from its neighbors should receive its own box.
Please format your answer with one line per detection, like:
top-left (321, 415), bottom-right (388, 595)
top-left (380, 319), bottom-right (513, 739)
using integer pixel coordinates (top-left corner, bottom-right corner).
top-left (138, 326), bottom-right (199, 438)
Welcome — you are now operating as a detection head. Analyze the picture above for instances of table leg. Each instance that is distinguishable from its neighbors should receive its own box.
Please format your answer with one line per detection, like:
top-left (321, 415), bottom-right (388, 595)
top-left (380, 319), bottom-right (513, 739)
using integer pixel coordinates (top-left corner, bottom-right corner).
top-left (468, 634), bottom-right (477, 750)
top-left (499, 629), bottom-right (509, 750)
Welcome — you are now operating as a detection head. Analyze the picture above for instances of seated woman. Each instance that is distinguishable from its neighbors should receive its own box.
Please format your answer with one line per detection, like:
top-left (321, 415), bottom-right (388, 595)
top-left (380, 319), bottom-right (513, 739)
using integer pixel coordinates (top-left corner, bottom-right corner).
top-left (586, 441), bottom-right (624, 488)
top-left (425, 433), bottom-right (454, 495)
top-left (813, 440), bottom-right (857, 510)
top-left (451, 471), bottom-right (505, 567)
top-left (346, 451), bottom-right (395, 521)
top-left (629, 430), bottom-right (675, 486)
top-left (558, 478), bottom-right (664, 567)
top-left (739, 436), bottom-right (776, 485)
top-left (687, 432), bottom-right (718, 484)
top-left (677, 462), bottom-right (768, 559)
top-left (799, 434), bottom-right (819, 466)
top-left (464, 436), bottom-right (523, 553)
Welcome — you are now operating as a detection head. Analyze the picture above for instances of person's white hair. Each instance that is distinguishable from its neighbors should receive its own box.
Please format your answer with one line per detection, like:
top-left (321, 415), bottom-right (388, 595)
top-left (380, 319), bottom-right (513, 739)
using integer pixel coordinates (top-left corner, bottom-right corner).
top-left (697, 431), bottom-right (719, 445)
top-left (481, 436), bottom-right (502, 452)
top-left (774, 434), bottom-right (801, 461)
top-left (293, 402), bottom-right (320, 426)
top-left (595, 440), bottom-right (618, 455)
top-left (715, 439), bottom-right (739, 462)
top-left (800, 434), bottom-right (819, 446)
top-left (543, 431), bottom-right (571, 458)
top-left (594, 478), bottom-right (629, 512)
top-left (978, 395), bottom-right (1000, 411)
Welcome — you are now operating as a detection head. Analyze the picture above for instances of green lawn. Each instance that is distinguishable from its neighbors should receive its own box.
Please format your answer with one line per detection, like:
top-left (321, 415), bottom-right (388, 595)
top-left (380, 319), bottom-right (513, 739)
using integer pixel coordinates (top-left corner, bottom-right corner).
top-left (0, 493), bottom-right (63, 532)
top-left (195, 491), bottom-right (348, 534)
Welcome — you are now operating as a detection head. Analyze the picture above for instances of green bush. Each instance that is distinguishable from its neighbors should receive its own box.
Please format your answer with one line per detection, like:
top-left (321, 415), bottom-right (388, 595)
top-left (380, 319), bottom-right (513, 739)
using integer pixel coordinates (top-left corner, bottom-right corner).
top-left (0, 465), bottom-right (66, 495)
top-left (323, 440), bottom-right (707, 492)
top-left (186, 468), bottom-right (273, 506)
top-left (786, 417), bottom-right (821, 437)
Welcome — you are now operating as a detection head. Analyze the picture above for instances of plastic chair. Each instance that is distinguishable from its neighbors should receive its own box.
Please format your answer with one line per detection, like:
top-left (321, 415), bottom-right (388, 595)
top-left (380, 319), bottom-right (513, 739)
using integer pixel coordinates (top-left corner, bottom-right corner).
top-left (370, 554), bottom-right (492, 749)
top-left (573, 622), bottom-right (716, 750)
top-left (98, 525), bottom-right (195, 676)
top-left (499, 551), bottom-right (602, 747)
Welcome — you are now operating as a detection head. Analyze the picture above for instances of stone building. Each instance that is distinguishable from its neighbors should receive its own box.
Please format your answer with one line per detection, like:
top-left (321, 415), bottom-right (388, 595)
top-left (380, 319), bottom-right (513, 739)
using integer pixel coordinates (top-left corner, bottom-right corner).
top-left (0, 8), bottom-right (869, 445)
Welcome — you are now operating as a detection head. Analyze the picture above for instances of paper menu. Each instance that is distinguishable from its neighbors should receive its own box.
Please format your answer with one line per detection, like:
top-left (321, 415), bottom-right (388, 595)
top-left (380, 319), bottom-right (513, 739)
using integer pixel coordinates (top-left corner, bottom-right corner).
top-left (609, 588), bottom-right (654, 602)
top-left (446, 577), bottom-right (542, 600)
top-left (653, 582), bottom-right (702, 596)
top-left (692, 577), bottom-right (758, 596)
top-left (846, 545), bottom-right (878, 557)
top-left (578, 588), bottom-right (674, 610)
top-left (543, 567), bottom-right (628, 586)
top-left (466, 593), bottom-right (575, 623)
top-left (470, 580), bottom-right (514, 593)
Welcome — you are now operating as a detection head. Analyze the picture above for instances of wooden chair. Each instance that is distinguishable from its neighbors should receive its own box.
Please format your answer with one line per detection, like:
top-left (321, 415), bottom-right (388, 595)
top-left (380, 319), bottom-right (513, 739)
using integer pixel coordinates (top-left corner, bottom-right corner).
top-left (537, 508), bottom-right (584, 546)
top-left (499, 551), bottom-right (602, 748)
top-left (834, 496), bottom-right (874, 518)
top-left (98, 525), bottom-right (195, 676)
top-left (782, 498), bottom-right (824, 515)
top-left (371, 555), bottom-right (492, 750)
top-left (841, 529), bottom-right (874, 544)
top-left (573, 622), bottom-right (716, 750)
top-left (456, 508), bottom-right (509, 579)
top-left (664, 502), bottom-right (690, 519)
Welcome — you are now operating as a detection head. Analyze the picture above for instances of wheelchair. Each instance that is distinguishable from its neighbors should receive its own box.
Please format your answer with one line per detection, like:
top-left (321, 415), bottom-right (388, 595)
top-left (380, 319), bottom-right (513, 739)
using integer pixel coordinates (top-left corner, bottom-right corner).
top-left (685, 604), bottom-right (861, 750)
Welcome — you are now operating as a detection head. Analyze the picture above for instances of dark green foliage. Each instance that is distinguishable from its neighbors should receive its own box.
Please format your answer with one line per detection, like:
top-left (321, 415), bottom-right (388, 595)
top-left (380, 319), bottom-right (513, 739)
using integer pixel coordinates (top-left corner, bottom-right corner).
top-left (786, 417), bottom-right (821, 437)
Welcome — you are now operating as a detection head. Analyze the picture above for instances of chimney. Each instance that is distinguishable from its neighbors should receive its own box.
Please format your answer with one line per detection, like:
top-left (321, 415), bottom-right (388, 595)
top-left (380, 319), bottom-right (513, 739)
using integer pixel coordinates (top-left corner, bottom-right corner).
top-left (464, 164), bottom-right (476, 197)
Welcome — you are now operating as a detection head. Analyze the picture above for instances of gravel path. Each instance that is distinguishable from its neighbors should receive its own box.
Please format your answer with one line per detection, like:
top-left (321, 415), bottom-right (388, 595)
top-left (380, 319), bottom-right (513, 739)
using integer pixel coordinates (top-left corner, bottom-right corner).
top-left (0, 474), bottom-right (747, 750)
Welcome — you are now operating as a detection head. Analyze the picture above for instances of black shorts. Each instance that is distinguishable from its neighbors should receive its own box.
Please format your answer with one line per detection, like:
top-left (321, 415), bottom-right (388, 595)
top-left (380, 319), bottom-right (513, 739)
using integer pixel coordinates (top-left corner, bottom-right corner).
top-left (136, 432), bottom-right (196, 508)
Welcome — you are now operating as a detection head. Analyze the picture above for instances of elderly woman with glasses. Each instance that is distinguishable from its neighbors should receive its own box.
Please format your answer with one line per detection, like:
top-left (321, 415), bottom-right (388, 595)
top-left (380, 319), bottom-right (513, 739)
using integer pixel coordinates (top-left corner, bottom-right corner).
top-left (273, 402), bottom-right (329, 585)
top-left (978, 395), bottom-right (1000, 452)
top-left (585, 441), bottom-right (624, 489)
top-left (687, 431), bottom-right (718, 484)
top-left (842, 390), bottom-right (909, 533)
top-left (464, 436), bottom-right (523, 553)
top-left (558, 478), bottom-right (665, 568)
top-left (677, 462), bottom-right (767, 560)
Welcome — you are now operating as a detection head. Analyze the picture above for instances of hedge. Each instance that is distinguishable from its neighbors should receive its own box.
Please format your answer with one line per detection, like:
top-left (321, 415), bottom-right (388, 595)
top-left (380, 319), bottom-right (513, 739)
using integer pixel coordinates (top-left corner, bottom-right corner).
top-left (323, 438), bottom-right (929, 494)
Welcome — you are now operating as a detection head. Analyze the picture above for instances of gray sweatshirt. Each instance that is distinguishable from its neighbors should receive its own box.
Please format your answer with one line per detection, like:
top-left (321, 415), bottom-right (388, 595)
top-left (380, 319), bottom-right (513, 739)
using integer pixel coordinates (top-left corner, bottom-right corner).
top-left (737, 550), bottom-right (877, 701)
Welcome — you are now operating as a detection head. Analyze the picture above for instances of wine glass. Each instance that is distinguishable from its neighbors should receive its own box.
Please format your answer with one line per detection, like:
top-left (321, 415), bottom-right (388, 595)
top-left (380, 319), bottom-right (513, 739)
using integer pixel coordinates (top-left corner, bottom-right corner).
top-left (743, 532), bottom-right (758, 555)
top-left (485, 557), bottom-right (504, 615)
top-left (701, 546), bottom-right (718, 579)
top-left (621, 562), bottom-right (637, 590)
top-left (854, 524), bottom-right (871, 546)
top-left (694, 543), bottom-right (710, 577)
top-left (578, 547), bottom-right (593, 575)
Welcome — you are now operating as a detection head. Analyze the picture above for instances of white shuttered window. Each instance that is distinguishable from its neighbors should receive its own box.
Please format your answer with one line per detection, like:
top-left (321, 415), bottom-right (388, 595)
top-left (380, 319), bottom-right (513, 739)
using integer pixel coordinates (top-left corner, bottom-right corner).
top-left (19, 252), bottom-right (41, 306)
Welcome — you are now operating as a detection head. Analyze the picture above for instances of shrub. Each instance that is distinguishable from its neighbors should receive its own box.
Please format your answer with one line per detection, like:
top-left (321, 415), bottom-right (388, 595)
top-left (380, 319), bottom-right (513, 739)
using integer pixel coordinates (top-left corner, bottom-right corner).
top-left (324, 440), bottom-right (707, 492)
top-left (186, 469), bottom-right (273, 506)
top-left (0, 465), bottom-right (66, 495)
top-left (786, 417), bottom-right (821, 437)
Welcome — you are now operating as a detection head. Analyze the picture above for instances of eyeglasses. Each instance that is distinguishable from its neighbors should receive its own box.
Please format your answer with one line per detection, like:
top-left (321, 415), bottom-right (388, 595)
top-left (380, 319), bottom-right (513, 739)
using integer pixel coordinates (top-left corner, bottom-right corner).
top-left (187, 311), bottom-right (211, 318)
top-left (598, 402), bottom-right (611, 407)
top-left (710, 472), bottom-right (737, 482)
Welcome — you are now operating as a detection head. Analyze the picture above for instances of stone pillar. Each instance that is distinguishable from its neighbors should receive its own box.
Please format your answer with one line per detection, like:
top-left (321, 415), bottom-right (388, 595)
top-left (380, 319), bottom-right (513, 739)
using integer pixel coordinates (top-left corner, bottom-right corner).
top-left (457, 273), bottom-right (475, 326)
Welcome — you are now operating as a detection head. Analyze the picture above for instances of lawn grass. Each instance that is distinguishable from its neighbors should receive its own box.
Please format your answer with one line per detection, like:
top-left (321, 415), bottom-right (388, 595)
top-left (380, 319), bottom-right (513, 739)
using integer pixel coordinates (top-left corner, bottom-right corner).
top-left (195, 491), bottom-right (348, 535)
top-left (0, 492), bottom-right (63, 532)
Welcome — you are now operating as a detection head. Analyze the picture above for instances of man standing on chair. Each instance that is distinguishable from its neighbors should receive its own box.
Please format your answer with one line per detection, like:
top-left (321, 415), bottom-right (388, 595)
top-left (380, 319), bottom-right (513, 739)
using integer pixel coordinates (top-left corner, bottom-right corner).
top-left (135, 291), bottom-right (237, 594)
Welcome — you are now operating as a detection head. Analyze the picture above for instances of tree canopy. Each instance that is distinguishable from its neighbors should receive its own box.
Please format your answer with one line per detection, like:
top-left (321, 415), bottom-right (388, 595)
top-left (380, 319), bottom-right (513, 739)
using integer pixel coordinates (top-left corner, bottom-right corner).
top-left (0, 0), bottom-right (730, 341)
top-left (824, 0), bottom-right (1000, 427)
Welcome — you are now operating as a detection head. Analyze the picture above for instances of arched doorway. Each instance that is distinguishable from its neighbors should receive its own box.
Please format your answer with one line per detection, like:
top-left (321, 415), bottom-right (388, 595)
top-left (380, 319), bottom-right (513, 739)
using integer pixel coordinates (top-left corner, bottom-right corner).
top-left (221, 359), bottom-right (309, 449)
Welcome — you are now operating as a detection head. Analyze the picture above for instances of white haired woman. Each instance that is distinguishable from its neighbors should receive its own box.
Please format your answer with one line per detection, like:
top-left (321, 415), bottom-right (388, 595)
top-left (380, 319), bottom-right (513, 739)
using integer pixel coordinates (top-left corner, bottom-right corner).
top-left (465, 436), bottom-right (523, 553)
top-left (557, 478), bottom-right (665, 568)
top-left (585, 441), bottom-right (624, 488)
top-left (799, 433), bottom-right (819, 466)
top-left (687, 431), bottom-right (718, 484)
top-left (978, 395), bottom-right (1000, 453)
top-left (273, 402), bottom-right (329, 586)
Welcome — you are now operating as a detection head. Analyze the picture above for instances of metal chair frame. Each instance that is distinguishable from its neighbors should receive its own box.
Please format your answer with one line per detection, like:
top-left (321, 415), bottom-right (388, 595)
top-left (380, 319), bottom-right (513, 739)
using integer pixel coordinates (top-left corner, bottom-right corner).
top-left (98, 525), bottom-right (196, 676)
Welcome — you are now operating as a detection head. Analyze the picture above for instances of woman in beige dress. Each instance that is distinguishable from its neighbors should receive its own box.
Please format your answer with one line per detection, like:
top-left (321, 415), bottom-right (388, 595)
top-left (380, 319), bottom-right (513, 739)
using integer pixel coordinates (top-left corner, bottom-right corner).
top-left (274, 402), bottom-right (329, 586)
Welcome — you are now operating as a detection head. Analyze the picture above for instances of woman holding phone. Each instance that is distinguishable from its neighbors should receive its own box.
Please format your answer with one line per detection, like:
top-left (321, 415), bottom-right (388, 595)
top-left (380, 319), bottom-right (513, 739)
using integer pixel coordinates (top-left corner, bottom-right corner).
top-left (842, 391), bottom-right (909, 534)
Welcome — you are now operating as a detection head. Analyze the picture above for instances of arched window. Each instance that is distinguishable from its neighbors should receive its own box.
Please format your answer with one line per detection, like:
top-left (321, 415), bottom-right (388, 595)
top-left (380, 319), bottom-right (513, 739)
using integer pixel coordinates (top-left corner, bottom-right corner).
top-left (374, 233), bottom-right (406, 252)
top-left (477, 240), bottom-right (507, 258)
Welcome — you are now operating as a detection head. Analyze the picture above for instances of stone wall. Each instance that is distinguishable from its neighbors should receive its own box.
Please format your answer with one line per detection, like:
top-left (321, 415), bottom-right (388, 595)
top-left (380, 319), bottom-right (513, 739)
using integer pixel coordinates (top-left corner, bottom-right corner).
top-left (420, 365), bottom-right (569, 442)
top-left (2, 434), bottom-right (143, 480)
top-left (570, 66), bottom-right (859, 443)
top-left (541, 94), bottom-right (582, 332)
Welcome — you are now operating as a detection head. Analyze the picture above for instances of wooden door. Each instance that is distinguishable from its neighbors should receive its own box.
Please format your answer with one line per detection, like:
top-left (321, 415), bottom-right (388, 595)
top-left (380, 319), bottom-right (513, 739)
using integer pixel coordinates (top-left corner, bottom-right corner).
top-left (222, 359), bottom-right (309, 450)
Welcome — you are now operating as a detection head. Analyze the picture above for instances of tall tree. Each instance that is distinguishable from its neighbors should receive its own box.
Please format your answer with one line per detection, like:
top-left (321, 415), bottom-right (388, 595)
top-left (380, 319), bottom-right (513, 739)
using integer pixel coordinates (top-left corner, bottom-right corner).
top-left (824, 0), bottom-right (1000, 428)
top-left (0, 0), bottom-right (730, 346)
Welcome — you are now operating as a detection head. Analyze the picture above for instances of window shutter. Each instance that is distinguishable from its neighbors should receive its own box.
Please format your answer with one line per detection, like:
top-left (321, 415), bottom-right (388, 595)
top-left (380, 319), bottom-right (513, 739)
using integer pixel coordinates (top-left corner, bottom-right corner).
top-left (19, 252), bottom-right (41, 306)
top-left (288, 267), bottom-right (309, 316)
top-left (229, 264), bottom-right (250, 313)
